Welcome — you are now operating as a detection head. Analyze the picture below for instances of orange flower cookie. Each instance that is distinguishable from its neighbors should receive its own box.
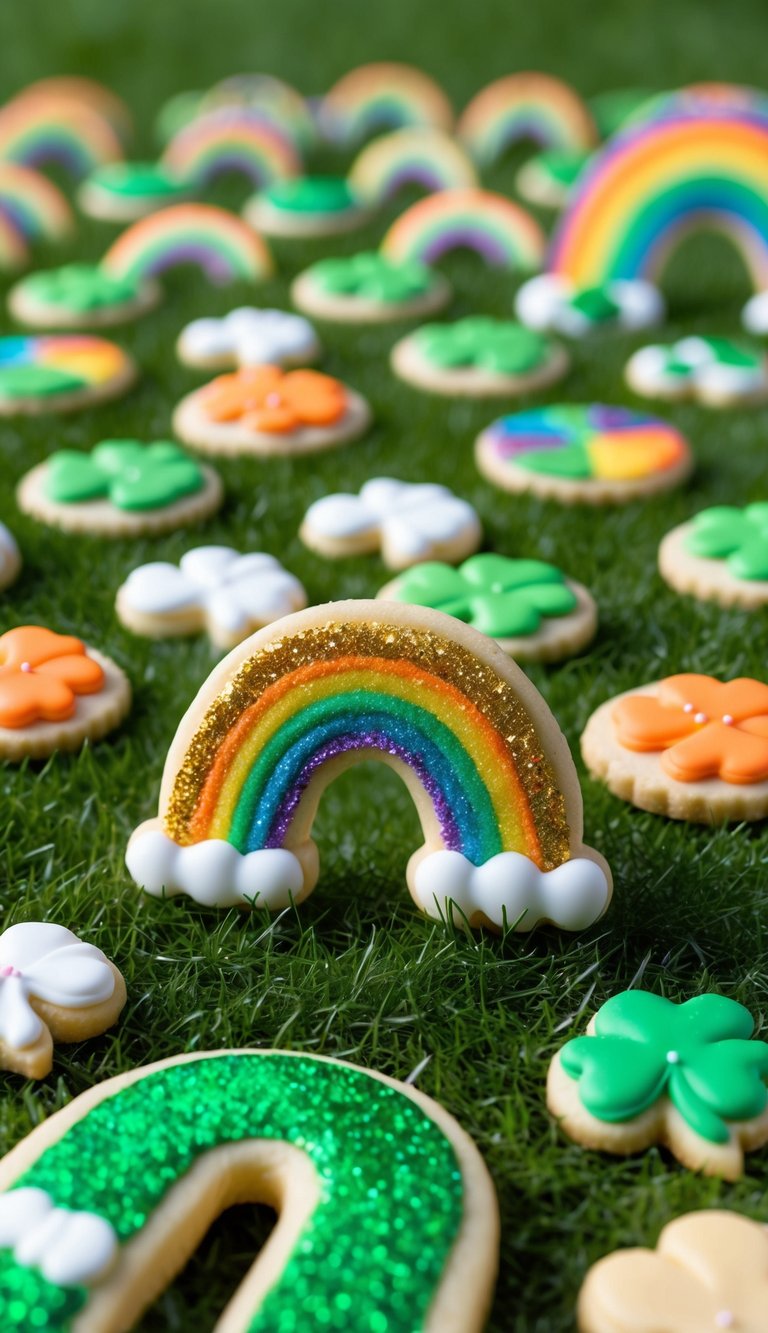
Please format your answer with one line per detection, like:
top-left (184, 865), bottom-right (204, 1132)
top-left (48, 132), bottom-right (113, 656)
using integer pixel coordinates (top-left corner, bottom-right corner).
top-left (173, 364), bottom-right (372, 458)
top-left (581, 673), bottom-right (768, 822)
top-left (0, 626), bottom-right (131, 760)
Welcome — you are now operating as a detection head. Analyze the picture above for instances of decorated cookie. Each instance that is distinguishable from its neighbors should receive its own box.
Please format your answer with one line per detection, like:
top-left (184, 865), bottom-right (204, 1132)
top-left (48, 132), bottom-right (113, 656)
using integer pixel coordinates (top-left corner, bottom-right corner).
top-left (378, 555), bottom-right (596, 662)
top-left (475, 405), bottom-right (692, 505)
top-left (300, 478), bottom-right (482, 571)
top-left (0, 922), bottom-right (125, 1078)
top-left (516, 148), bottom-right (591, 209)
top-left (515, 274), bottom-right (664, 336)
top-left (101, 202), bottom-right (274, 289)
top-left (161, 107), bottom-right (302, 196)
top-left (177, 307), bottom-right (320, 370)
top-left (581, 673), bottom-right (768, 822)
top-left (291, 251), bottom-right (451, 324)
top-left (0, 1048), bottom-right (497, 1329)
top-left (626, 336), bottom-right (768, 406)
top-left (548, 990), bottom-right (768, 1178)
top-left (458, 73), bottom-right (597, 167)
top-left (577, 1210), bottom-right (768, 1333)
top-left (319, 63), bottom-right (454, 145)
top-left (8, 263), bottom-right (161, 329)
top-left (0, 625), bottom-right (131, 760)
top-left (390, 317), bottom-right (569, 397)
top-left (243, 175), bottom-right (371, 238)
top-left (0, 523), bottom-right (21, 592)
top-left (17, 440), bottom-right (223, 538)
top-left (126, 599), bottom-right (611, 926)
top-left (116, 547), bottom-right (307, 649)
top-left (659, 504), bottom-right (768, 609)
top-left (78, 161), bottom-right (191, 221)
top-left (381, 188), bottom-right (546, 273)
top-left (348, 128), bottom-right (477, 207)
top-left (0, 335), bottom-right (137, 414)
top-left (173, 366), bottom-right (371, 459)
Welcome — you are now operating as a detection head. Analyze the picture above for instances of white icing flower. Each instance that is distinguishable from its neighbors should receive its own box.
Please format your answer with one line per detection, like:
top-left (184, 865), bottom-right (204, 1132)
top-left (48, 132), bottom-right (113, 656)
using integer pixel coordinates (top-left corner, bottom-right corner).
top-left (119, 546), bottom-right (307, 646)
top-left (515, 273), bottom-right (664, 337)
top-left (0, 923), bottom-right (115, 1052)
top-left (412, 850), bottom-right (610, 931)
top-left (302, 478), bottom-right (481, 568)
top-left (627, 336), bottom-right (768, 403)
top-left (178, 307), bottom-right (319, 367)
top-left (743, 289), bottom-right (768, 335)
top-left (0, 1187), bottom-right (117, 1287)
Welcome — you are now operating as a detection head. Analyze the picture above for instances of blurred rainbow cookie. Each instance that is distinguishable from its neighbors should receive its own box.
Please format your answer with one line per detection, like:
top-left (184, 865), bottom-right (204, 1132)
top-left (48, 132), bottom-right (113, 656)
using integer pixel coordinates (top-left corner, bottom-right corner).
top-left (243, 175), bottom-right (371, 237)
top-left (659, 504), bottom-right (768, 609)
top-left (0, 625), bottom-right (131, 760)
top-left (0, 523), bottom-right (21, 592)
top-left (161, 107), bottom-right (301, 189)
top-left (391, 317), bottom-right (568, 396)
top-left (458, 73), bottom-right (597, 167)
top-left (475, 404), bottom-right (692, 505)
top-left (378, 554), bottom-right (597, 662)
top-left (319, 63), bottom-right (454, 145)
top-left (173, 366), bottom-right (371, 458)
top-left (18, 440), bottom-right (222, 537)
top-left (581, 673), bottom-right (768, 822)
top-left (626, 336), bottom-right (768, 406)
top-left (291, 251), bottom-right (450, 324)
top-left (348, 128), bottom-right (477, 206)
top-left (78, 161), bottom-right (190, 221)
top-left (0, 93), bottom-right (123, 181)
top-left (381, 188), bottom-right (545, 273)
top-left (0, 335), bottom-right (136, 413)
top-left (177, 307), bottom-right (320, 369)
top-left (5, 75), bottom-right (132, 142)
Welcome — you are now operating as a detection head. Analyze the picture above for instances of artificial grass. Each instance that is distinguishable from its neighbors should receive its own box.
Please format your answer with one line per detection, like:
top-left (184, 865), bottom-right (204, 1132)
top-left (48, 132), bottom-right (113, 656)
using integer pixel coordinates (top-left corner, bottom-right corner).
top-left (1, 0), bottom-right (768, 1328)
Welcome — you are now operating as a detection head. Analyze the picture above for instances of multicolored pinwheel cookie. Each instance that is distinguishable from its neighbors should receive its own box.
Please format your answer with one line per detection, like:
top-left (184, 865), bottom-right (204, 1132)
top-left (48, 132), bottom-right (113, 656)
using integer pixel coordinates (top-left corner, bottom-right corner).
top-left (291, 251), bottom-right (450, 323)
top-left (0, 335), bottom-right (137, 414)
top-left (660, 503), bottom-right (768, 609)
top-left (391, 317), bottom-right (568, 397)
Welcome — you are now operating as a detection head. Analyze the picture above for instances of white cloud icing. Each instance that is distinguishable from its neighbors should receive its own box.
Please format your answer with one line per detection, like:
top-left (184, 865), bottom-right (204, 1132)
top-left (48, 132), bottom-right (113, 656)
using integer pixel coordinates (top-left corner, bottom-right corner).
top-left (126, 829), bottom-right (305, 908)
top-left (515, 273), bottom-right (664, 337)
top-left (0, 1187), bottom-right (117, 1287)
top-left (412, 849), bottom-right (610, 931)
top-left (302, 477), bottom-right (481, 564)
top-left (0, 923), bottom-right (115, 1052)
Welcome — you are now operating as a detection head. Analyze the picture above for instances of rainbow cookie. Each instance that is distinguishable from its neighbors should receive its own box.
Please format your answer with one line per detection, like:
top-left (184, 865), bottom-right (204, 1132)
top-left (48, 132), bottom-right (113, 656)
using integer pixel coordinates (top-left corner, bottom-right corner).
top-left (126, 601), bottom-right (611, 926)
top-left (475, 404), bottom-right (692, 505)
top-left (0, 1048), bottom-right (498, 1330)
top-left (161, 108), bottom-right (301, 191)
top-left (0, 163), bottom-right (72, 242)
top-left (348, 128), bottom-right (478, 206)
top-left (626, 336), bottom-right (768, 406)
top-left (177, 307), bottom-right (320, 370)
top-left (0, 210), bottom-right (29, 272)
top-left (102, 202), bottom-right (274, 285)
top-left (381, 188), bottom-right (546, 272)
top-left (200, 72), bottom-right (315, 149)
top-left (243, 175), bottom-right (372, 238)
top-left (391, 316), bottom-right (569, 397)
top-left (319, 63), bottom-right (454, 146)
top-left (659, 503), bottom-right (768, 609)
top-left (77, 162), bottom-right (191, 222)
top-left (0, 522), bottom-right (21, 592)
top-left (0, 625), bottom-right (131, 761)
top-left (7, 76), bottom-right (133, 141)
top-left (291, 251), bottom-right (451, 324)
top-left (581, 673), bottom-right (768, 822)
top-left (0, 335), bottom-right (136, 414)
top-left (0, 98), bottom-right (123, 179)
top-left (458, 72), bottom-right (597, 166)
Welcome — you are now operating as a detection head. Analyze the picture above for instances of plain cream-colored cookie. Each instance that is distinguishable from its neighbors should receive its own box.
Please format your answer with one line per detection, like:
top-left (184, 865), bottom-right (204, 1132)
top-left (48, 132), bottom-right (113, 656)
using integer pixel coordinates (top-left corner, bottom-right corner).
top-left (659, 519), bottom-right (768, 609)
top-left (17, 459), bottom-right (223, 538)
top-left (290, 267), bottom-right (452, 324)
top-left (391, 330), bottom-right (569, 398)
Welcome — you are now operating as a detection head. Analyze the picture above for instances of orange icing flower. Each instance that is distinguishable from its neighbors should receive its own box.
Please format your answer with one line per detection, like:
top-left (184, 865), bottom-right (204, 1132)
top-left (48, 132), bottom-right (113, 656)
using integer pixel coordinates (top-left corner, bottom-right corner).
top-left (0, 626), bottom-right (104, 729)
top-left (199, 365), bottom-right (346, 434)
top-left (613, 673), bottom-right (768, 784)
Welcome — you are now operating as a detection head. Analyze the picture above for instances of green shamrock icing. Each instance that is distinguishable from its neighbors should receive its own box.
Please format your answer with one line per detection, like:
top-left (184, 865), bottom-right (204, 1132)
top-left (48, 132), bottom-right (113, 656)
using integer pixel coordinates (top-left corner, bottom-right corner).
top-left (311, 251), bottom-right (434, 303)
top-left (88, 162), bottom-right (188, 199)
top-left (392, 554), bottom-right (577, 638)
top-left (45, 440), bottom-right (204, 512)
top-left (0, 366), bottom-right (86, 397)
top-left (532, 148), bottom-right (590, 188)
top-left (685, 503), bottom-right (768, 580)
top-left (560, 990), bottom-right (768, 1144)
top-left (416, 318), bottom-right (550, 375)
top-left (568, 285), bottom-right (621, 322)
top-left (19, 264), bottom-right (141, 312)
top-left (265, 175), bottom-right (357, 213)
top-left (661, 337), bottom-right (763, 380)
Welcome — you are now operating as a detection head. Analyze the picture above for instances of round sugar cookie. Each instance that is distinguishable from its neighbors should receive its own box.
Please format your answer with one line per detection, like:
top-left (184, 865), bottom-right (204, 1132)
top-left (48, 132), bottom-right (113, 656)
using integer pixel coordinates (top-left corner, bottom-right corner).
top-left (291, 252), bottom-right (451, 324)
top-left (0, 334), bottom-right (137, 414)
top-left (243, 175), bottom-right (372, 237)
top-left (391, 318), bottom-right (569, 397)
top-left (626, 335), bottom-right (768, 407)
top-left (8, 263), bottom-right (161, 329)
top-left (659, 504), bottom-right (768, 609)
top-left (0, 522), bottom-right (21, 592)
top-left (78, 161), bottom-right (191, 221)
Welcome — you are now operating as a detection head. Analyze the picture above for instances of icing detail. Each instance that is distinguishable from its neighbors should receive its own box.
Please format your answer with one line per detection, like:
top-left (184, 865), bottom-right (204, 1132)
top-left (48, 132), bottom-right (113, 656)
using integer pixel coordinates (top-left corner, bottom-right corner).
top-left (320, 63), bottom-right (454, 146)
top-left (412, 850), bottom-right (609, 931)
top-left (458, 73), bottom-right (597, 165)
top-left (613, 674), bottom-right (768, 783)
top-left (685, 504), bottom-right (768, 581)
top-left (45, 440), bottom-right (203, 511)
top-left (0, 162), bottom-right (72, 242)
top-left (14, 263), bottom-right (141, 313)
top-left (515, 272), bottom-right (663, 336)
top-left (388, 554), bottom-right (578, 638)
top-left (0, 99), bottom-right (122, 179)
top-left (0, 923), bottom-right (115, 1048)
top-left (178, 307), bottom-right (317, 367)
top-left (303, 478), bottom-right (480, 563)
top-left (560, 990), bottom-right (768, 1143)
top-left (198, 365), bottom-right (346, 433)
top-left (161, 109), bottom-right (301, 188)
top-left (348, 128), bottom-right (478, 205)
top-left (415, 317), bottom-right (550, 375)
top-left (262, 175), bottom-right (358, 214)
top-left (85, 161), bottom-right (187, 199)
top-left (381, 187), bottom-right (545, 271)
top-left (126, 832), bottom-right (305, 907)
top-left (0, 1188), bottom-right (117, 1287)
top-left (0, 335), bottom-right (130, 397)
top-left (101, 203), bottom-right (274, 285)
top-left (627, 336), bottom-right (768, 401)
top-left (743, 287), bottom-right (768, 334)
top-left (309, 251), bottom-right (434, 303)
top-left (0, 627), bottom-right (104, 728)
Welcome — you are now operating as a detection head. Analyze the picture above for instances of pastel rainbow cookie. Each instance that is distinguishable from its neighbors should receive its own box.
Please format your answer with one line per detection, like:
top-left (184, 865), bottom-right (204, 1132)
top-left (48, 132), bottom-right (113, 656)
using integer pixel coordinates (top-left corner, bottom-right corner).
top-left (127, 600), bottom-right (611, 930)
top-left (381, 188), bottom-right (545, 271)
top-left (200, 72), bottom-right (315, 149)
top-left (6, 76), bottom-right (133, 141)
top-left (101, 202), bottom-right (273, 285)
top-left (348, 128), bottom-right (477, 205)
top-left (0, 209), bottom-right (29, 272)
top-left (0, 163), bottom-right (72, 242)
top-left (319, 63), bottom-right (454, 146)
top-left (458, 73), bottom-right (597, 166)
top-left (0, 335), bottom-right (136, 414)
top-left (162, 107), bottom-right (301, 188)
top-left (476, 404), bottom-right (692, 505)
top-left (0, 98), bottom-right (123, 179)
top-left (0, 1049), bottom-right (498, 1331)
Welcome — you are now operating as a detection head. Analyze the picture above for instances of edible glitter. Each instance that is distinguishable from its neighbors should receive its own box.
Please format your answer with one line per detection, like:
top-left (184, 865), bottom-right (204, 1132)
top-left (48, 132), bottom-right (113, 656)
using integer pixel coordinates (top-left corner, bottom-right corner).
top-left (0, 1053), bottom-right (465, 1331)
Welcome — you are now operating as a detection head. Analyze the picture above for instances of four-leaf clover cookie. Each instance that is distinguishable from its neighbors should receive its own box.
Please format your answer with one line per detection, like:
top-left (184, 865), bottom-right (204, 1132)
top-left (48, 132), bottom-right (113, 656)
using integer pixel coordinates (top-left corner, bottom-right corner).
top-left (391, 316), bottom-right (568, 396)
top-left (292, 249), bottom-right (450, 323)
top-left (626, 336), bottom-right (768, 407)
top-left (660, 503), bottom-right (768, 610)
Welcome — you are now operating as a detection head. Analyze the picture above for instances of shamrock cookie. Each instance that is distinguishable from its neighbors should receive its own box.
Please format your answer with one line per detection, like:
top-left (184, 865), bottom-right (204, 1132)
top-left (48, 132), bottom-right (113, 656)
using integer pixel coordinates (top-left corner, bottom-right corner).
top-left (0, 523), bottom-right (21, 592)
top-left (173, 366), bottom-right (371, 458)
top-left (578, 1210), bottom-right (768, 1333)
top-left (581, 673), bottom-right (768, 822)
top-left (301, 478), bottom-right (482, 571)
top-left (116, 547), bottom-right (307, 649)
top-left (548, 990), bottom-right (768, 1179)
top-left (626, 336), bottom-right (768, 407)
top-left (0, 922), bottom-right (125, 1078)
top-left (243, 175), bottom-right (372, 237)
top-left (78, 161), bottom-right (191, 221)
top-left (0, 625), bottom-right (131, 760)
top-left (475, 405), bottom-right (692, 505)
top-left (0, 335), bottom-right (137, 414)
top-left (8, 263), bottom-right (161, 328)
top-left (391, 317), bottom-right (569, 397)
top-left (291, 251), bottom-right (451, 324)
top-left (515, 274), bottom-right (664, 336)
top-left (659, 504), bottom-right (768, 609)
top-left (516, 148), bottom-right (591, 209)
top-left (177, 307), bottom-right (320, 370)
top-left (378, 555), bottom-right (596, 661)
top-left (17, 440), bottom-right (222, 538)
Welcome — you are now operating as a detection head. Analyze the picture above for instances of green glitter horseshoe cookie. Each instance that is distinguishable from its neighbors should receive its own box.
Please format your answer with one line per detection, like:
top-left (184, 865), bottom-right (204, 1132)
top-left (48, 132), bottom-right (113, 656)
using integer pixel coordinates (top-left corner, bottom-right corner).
top-left (0, 1049), bottom-right (499, 1331)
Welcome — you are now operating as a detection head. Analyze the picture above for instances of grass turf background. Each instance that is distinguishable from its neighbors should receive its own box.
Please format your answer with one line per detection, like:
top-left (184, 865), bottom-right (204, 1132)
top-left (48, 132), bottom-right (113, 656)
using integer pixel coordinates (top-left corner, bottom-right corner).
top-left (2, 0), bottom-right (768, 1327)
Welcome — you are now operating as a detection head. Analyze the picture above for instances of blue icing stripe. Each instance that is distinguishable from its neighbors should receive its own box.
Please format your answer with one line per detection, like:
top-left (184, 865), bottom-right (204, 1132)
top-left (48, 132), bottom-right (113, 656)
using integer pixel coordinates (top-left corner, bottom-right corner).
top-left (0, 337), bottom-right (34, 365)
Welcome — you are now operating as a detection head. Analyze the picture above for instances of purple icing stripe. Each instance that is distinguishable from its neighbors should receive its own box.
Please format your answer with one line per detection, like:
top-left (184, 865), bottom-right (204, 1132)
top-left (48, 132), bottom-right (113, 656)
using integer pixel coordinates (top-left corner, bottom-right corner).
top-left (144, 242), bottom-right (236, 284)
top-left (421, 227), bottom-right (511, 266)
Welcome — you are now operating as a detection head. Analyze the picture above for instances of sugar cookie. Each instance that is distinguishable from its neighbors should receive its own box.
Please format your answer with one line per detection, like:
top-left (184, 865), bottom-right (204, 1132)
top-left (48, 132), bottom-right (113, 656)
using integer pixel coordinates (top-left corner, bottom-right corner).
top-left (515, 274), bottom-right (664, 336)
top-left (0, 625), bottom-right (131, 760)
top-left (378, 554), bottom-right (597, 662)
top-left (173, 366), bottom-right (371, 459)
top-left (320, 63), bottom-right (454, 145)
top-left (0, 523), bottom-right (21, 592)
top-left (381, 187), bottom-right (545, 273)
top-left (548, 990), bottom-right (768, 1179)
top-left (8, 263), bottom-right (161, 329)
top-left (0, 922), bottom-right (125, 1078)
top-left (581, 673), bottom-right (768, 822)
top-left (391, 317), bottom-right (569, 397)
top-left (515, 148), bottom-right (591, 209)
top-left (126, 599), bottom-right (611, 929)
top-left (626, 335), bottom-right (768, 406)
top-left (348, 128), bottom-right (478, 206)
top-left (161, 107), bottom-right (302, 195)
top-left (659, 504), bottom-right (768, 609)
top-left (77, 161), bottom-right (191, 220)
top-left (0, 1049), bottom-right (497, 1330)
top-left (291, 251), bottom-right (451, 324)
top-left (116, 547), bottom-right (307, 649)
top-left (177, 307), bottom-right (320, 370)
top-left (0, 335), bottom-right (137, 414)
top-left (476, 404), bottom-right (692, 505)
top-left (458, 73), bottom-right (597, 167)
top-left (17, 440), bottom-right (222, 538)
top-left (300, 478), bottom-right (482, 570)
top-left (243, 175), bottom-right (371, 237)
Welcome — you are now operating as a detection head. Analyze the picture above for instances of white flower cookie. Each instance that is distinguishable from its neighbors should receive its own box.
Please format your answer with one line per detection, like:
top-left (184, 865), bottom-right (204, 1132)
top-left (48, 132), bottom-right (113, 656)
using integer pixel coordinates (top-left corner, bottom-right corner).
top-left (176, 307), bottom-right (321, 371)
top-left (626, 336), bottom-right (768, 406)
top-left (0, 522), bottom-right (21, 592)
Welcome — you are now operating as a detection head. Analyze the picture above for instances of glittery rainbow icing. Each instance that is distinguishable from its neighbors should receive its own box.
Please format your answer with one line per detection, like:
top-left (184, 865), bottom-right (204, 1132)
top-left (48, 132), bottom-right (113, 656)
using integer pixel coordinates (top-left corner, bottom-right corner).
top-left (0, 163), bottom-right (72, 241)
top-left (101, 202), bottom-right (273, 284)
top-left (547, 107), bottom-right (768, 289)
top-left (381, 188), bottom-right (545, 271)
top-left (348, 128), bottom-right (477, 204)
top-left (162, 108), bottom-right (301, 188)
top-left (0, 100), bottom-right (122, 179)
top-left (319, 63), bottom-right (454, 146)
top-left (458, 73), bottom-right (597, 166)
